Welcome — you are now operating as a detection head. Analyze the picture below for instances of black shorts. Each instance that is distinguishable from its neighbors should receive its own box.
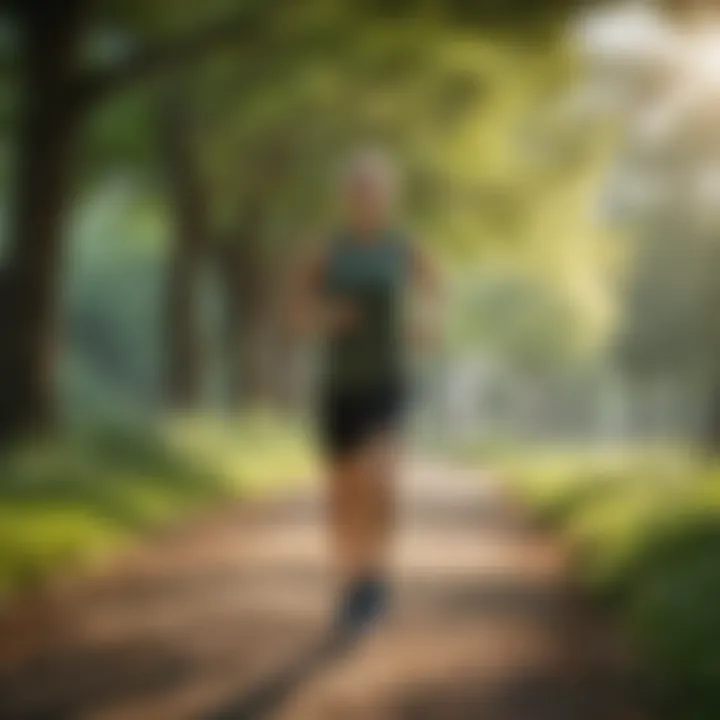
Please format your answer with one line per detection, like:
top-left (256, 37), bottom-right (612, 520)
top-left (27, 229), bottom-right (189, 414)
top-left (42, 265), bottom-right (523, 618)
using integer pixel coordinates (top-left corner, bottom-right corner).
top-left (318, 381), bottom-right (406, 458)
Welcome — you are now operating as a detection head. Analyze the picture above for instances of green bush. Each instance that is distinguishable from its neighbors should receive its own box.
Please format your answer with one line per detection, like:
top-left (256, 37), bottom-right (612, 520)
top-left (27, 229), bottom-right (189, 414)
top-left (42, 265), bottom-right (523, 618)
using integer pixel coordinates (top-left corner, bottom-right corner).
top-left (0, 416), bottom-right (314, 601)
top-left (498, 451), bottom-right (720, 719)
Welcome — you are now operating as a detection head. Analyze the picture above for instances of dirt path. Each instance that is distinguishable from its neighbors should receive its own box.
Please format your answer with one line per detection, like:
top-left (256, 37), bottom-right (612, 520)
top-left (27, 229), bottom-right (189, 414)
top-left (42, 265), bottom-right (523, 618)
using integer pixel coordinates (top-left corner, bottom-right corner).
top-left (0, 460), bottom-right (646, 719)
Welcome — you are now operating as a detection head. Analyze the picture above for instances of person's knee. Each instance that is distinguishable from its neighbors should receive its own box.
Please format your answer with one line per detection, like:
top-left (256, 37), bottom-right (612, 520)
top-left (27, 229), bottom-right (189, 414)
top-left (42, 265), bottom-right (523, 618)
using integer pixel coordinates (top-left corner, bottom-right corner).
top-left (364, 435), bottom-right (399, 483)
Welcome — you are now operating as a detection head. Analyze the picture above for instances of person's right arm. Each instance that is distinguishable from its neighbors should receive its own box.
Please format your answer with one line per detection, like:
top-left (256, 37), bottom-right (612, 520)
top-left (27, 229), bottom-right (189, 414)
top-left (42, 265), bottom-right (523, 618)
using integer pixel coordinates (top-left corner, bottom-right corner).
top-left (286, 245), bottom-right (359, 338)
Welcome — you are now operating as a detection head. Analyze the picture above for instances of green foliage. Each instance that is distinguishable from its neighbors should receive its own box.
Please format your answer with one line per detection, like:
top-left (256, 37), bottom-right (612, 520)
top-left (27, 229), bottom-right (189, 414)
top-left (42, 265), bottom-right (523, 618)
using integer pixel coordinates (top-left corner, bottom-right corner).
top-left (499, 451), bottom-right (720, 718)
top-left (23, 0), bottom-right (617, 415)
top-left (448, 269), bottom-right (590, 369)
top-left (0, 417), bottom-right (314, 601)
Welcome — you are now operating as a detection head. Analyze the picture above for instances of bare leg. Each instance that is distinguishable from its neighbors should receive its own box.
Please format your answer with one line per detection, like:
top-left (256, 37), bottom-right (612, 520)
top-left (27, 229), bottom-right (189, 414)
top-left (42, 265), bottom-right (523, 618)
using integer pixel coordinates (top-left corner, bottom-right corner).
top-left (357, 433), bottom-right (401, 577)
top-left (327, 453), bottom-right (368, 583)
top-left (327, 433), bottom-right (401, 584)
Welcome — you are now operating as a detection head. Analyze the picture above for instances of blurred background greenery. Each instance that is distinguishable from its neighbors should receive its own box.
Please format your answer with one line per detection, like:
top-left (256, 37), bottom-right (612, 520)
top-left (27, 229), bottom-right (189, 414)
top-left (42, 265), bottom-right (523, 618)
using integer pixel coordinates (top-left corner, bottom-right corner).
top-left (3, 0), bottom-right (720, 716)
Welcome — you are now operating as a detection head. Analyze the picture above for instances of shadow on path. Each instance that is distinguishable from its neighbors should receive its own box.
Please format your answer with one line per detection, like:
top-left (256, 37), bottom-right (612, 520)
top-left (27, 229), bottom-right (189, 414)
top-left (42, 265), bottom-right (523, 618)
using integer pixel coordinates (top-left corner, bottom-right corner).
top-left (206, 631), bottom-right (352, 720)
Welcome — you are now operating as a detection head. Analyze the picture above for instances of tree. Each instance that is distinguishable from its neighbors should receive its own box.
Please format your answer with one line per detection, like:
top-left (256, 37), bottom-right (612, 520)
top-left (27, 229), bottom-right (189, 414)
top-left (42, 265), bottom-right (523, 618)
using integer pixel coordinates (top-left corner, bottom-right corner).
top-left (0, 0), bottom-right (268, 443)
top-left (159, 83), bottom-right (209, 408)
top-left (0, 0), bottom-right (88, 441)
top-left (0, 0), bottom-right (596, 440)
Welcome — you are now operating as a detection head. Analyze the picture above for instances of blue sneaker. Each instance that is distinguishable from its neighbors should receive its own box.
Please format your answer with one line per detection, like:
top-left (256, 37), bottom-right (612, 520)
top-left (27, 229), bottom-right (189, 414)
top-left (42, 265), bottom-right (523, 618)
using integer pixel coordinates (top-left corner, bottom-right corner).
top-left (362, 577), bottom-right (389, 622)
top-left (336, 577), bottom-right (389, 638)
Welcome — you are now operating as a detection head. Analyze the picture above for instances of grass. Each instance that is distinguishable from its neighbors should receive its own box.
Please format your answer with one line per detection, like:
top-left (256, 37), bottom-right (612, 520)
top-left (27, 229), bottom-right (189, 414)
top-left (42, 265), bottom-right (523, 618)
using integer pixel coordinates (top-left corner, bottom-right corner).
top-left (486, 446), bottom-right (720, 719)
top-left (0, 413), bottom-right (315, 601)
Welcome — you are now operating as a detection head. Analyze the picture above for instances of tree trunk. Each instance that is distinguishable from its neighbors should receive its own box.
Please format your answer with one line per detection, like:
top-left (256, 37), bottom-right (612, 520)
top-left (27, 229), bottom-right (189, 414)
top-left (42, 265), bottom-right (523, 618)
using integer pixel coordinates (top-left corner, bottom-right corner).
top-left (161, 87), bottom-right (209, 409)
top-left (217, 227), bottom-right (270, 409)
top-left (218, 240), bottom-right (246, 408)
top-left (0, 1), bottom-right (87, 444)
top-left (0, 1), bottom-right (274, 444)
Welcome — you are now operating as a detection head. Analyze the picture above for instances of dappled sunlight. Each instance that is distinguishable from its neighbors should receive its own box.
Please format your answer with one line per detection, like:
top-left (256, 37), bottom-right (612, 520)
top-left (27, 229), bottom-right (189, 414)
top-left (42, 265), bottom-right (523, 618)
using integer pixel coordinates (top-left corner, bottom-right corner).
top-left (3, 0), bottom-right (720, 716)
top-left (162, 412), bottom-right (318, 492)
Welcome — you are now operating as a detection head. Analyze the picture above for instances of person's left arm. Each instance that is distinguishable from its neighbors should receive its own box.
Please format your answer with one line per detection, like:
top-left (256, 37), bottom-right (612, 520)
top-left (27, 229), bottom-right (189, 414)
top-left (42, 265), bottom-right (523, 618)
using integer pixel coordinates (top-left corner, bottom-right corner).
top-left (408, 242), bottom-right (443, 350)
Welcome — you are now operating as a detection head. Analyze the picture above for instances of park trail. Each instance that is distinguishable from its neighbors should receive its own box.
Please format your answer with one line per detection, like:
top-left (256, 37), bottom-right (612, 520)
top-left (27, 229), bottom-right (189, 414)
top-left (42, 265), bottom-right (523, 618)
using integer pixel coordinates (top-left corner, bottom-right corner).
top-left (0, 459), bottom-right (648, 720)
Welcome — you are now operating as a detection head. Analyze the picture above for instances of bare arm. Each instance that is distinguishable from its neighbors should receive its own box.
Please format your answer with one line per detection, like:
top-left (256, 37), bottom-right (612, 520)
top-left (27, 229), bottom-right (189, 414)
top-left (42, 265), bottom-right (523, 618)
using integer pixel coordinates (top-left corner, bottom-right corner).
top-left (411, 242), bottom-right (441, 297)
top-left (409, 243), bottom-right (443, 349)
top-left (286, 244), bottom-right (359, 338)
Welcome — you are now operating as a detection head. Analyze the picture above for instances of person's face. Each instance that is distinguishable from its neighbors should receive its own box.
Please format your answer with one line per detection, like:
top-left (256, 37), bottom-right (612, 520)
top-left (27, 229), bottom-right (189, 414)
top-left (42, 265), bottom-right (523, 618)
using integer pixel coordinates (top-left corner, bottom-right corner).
top-left (345, 170), bottom-right (393, 231)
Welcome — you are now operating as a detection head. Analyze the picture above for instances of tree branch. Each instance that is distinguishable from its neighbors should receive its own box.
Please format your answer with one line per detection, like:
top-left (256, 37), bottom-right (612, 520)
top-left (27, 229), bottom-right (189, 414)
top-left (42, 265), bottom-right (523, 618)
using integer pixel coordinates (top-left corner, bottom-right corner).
top-left (72, 6), bottom-right (270, 110)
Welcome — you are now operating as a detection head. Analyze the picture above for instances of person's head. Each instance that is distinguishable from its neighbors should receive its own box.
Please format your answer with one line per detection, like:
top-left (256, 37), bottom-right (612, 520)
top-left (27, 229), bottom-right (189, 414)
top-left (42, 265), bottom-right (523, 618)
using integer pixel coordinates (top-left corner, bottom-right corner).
top-left (340, 148), bottom-right (401, 232)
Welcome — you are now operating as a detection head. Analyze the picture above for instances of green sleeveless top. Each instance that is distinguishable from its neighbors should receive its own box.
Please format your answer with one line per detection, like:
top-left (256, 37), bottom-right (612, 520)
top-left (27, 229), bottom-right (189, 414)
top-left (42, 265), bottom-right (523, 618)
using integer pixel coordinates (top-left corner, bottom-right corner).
top-left (322, 229), bottom-right (410, 391)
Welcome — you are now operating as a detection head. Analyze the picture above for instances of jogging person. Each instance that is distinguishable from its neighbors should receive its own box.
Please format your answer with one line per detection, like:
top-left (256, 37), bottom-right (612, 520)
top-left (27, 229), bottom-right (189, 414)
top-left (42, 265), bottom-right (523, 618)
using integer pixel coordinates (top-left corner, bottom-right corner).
top-left (289, 149), bottom-right (440, 636)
